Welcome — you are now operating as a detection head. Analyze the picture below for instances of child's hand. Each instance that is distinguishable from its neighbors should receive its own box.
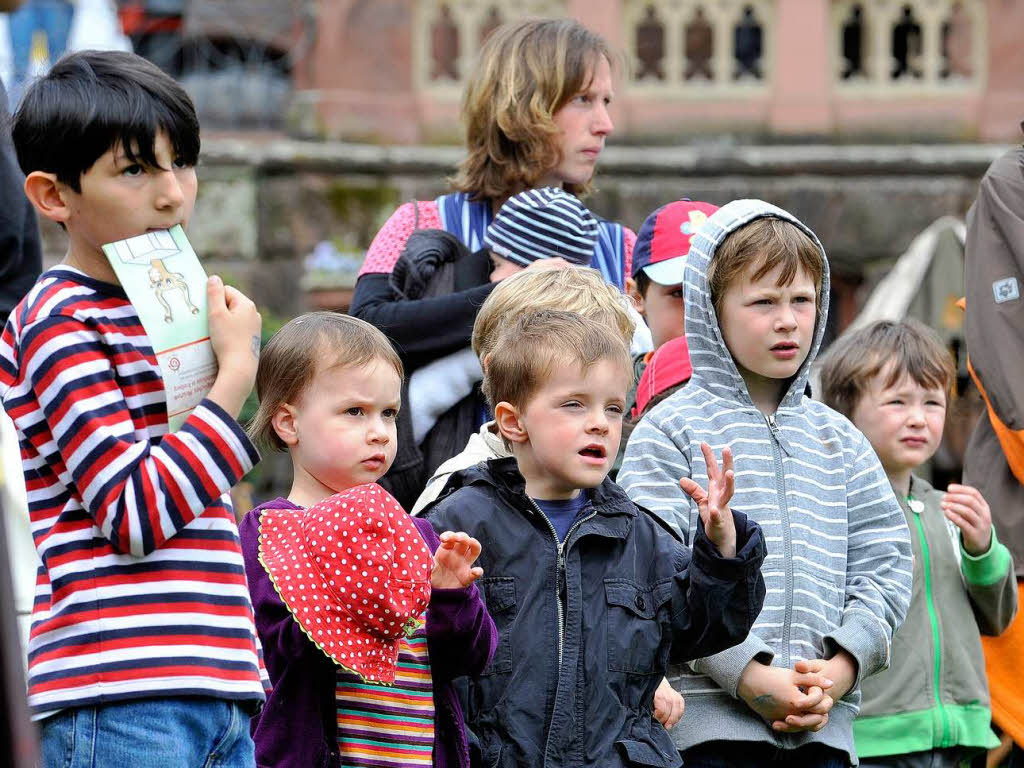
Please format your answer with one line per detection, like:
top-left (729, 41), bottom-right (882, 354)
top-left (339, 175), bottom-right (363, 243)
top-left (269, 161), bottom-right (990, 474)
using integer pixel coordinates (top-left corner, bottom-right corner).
top-left (206, 276), bottom-right (261, 417)
top-left (679, 442), bottom-right (737, 558)
top-left (765, 653), bottom-right (855, 732)
top-left (942, 484), bottom-right (993, 556)
top-left (208, 276), bottom-right (261, 369)
top-left (431, 531), bottom-right (484, 589)
top-left (737, 660), bottom-right (834, 732)
top-left (803, 652), bottom-right (857, 701)
top-left (653, 677), bottom-right (685, 730)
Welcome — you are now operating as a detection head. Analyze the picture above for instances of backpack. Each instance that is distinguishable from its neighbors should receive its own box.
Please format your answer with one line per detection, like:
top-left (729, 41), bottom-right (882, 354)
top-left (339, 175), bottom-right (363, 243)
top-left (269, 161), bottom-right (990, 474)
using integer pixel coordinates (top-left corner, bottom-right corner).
top-left (378, 203), bottom-right (487, 510)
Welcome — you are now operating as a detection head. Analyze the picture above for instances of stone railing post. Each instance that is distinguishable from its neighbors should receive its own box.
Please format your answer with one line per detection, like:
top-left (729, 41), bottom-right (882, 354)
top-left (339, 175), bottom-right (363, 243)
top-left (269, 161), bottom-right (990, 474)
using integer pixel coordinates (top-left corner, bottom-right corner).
top-left (770, 0), bottom-right (830, 133)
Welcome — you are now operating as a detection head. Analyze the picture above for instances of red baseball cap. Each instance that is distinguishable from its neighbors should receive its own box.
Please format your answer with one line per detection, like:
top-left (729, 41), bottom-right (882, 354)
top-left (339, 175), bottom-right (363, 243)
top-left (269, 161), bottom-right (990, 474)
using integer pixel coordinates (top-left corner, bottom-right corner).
top-left (632, 336), bottom-right (693, 418)
top-left (632, 200), bottom-right (719, 286)
top-left (258, 483), bottom-right (432, 683)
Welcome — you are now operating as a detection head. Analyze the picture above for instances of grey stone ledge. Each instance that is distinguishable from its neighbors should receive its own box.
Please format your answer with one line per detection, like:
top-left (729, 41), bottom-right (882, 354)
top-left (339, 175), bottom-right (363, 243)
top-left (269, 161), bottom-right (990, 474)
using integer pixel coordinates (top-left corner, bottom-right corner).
top-left (200, 137), bottom-right (1013, 177)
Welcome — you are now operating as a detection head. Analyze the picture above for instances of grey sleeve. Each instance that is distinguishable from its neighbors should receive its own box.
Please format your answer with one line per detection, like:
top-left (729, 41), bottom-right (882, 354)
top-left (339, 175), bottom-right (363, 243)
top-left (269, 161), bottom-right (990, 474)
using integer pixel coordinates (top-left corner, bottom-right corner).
top-left (822, 435), bottom-right (914, 686)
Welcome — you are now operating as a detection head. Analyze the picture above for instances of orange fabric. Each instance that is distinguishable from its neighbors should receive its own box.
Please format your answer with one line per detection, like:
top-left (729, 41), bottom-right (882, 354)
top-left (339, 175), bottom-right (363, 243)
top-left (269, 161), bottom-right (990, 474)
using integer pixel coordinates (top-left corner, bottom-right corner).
top-left (982, 582), bottom-right (1024, 747)
top-left (967, 360), bottom-right (1024, 487)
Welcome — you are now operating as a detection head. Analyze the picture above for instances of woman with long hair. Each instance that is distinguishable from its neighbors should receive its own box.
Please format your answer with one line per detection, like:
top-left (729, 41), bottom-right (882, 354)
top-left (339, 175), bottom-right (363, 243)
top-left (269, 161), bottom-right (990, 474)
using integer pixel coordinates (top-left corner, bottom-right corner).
top-left (349, 18), bottom-right (636, 507)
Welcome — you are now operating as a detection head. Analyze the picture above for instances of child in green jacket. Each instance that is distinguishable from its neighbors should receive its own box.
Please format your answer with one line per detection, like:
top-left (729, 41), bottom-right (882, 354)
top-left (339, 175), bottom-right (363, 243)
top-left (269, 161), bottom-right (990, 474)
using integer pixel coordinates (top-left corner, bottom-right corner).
top-left (820, 319), bottom-right (1018, 768)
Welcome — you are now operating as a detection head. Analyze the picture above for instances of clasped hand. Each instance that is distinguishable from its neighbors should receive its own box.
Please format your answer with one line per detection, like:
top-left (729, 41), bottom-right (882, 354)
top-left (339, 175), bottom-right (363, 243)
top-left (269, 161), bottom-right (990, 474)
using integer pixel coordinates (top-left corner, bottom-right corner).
top-left (737, 651), bottom-right (857, 733)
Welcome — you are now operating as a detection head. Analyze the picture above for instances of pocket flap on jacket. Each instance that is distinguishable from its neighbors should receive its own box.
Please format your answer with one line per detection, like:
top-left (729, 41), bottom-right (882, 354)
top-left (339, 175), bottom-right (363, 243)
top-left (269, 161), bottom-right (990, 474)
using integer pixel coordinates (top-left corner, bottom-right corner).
top-left (604, 579), bottom-right (660, 620)
top-left (478, 576), bottom-right (516, 613)
top-left (616, 739), bottom-right (681, 767)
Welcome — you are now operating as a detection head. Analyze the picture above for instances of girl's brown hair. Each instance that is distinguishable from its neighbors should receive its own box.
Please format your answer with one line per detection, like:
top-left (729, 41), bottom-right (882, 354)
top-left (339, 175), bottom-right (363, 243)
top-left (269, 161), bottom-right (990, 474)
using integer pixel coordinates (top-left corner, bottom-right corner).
top-left (451, 18), bottom-right (614, 202)
top-left (248, 312), bottom-right (403, 451)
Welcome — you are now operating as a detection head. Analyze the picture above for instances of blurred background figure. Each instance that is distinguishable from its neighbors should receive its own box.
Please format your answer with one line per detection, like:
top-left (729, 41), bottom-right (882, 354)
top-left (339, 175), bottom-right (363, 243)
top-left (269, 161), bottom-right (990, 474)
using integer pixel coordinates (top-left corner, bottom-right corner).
top-left (115, 0), bottom-right (181, 76)
top-left (0, 10), bottom-right (38, 766)
top-left (5, 0), bottom-right (73, 108)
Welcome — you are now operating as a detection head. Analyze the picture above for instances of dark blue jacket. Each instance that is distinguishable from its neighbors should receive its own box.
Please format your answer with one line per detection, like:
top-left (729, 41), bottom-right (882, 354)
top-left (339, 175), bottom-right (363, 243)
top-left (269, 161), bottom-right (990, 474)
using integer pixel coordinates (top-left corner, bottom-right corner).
top-left (423, 458), bottom-right (767, 768)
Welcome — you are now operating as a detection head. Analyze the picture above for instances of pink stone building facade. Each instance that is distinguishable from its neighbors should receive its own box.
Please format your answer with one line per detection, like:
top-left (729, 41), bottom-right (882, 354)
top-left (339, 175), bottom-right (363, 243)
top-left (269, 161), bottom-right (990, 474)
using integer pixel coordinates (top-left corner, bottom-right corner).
top-left (293, 0), bottom-right (1024, 144)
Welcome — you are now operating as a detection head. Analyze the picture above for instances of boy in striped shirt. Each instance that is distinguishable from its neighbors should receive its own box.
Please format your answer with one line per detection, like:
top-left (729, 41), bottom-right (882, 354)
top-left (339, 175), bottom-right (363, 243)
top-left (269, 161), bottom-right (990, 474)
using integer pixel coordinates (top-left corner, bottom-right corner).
top-left (1, 51), bottom-right (266, 766)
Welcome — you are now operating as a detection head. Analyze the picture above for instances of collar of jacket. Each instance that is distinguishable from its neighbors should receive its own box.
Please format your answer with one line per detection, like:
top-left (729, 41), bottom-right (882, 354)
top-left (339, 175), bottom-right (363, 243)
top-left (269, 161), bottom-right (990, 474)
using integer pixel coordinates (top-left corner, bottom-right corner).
top-left (474, 456), bottom-right (639, 537)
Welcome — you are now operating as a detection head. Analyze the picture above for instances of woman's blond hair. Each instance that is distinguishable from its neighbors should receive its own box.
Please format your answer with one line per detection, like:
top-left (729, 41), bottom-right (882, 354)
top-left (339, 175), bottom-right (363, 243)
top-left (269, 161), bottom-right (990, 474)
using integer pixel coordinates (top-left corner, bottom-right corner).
top-left (451, 18), bottom-right (614, 202)
top-left (472, 267), bottom-right (635, 361)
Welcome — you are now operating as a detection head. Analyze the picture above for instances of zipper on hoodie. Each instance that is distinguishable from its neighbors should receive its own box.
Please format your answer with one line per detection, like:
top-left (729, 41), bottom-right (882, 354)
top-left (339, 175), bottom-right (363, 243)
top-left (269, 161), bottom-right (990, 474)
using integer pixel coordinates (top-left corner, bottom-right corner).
top-left (909, 495), bottom-right (952, 747)
top-left (765, 413), bottom-right (795, 667)
top-left (525, 496), bottom-right (597, 667)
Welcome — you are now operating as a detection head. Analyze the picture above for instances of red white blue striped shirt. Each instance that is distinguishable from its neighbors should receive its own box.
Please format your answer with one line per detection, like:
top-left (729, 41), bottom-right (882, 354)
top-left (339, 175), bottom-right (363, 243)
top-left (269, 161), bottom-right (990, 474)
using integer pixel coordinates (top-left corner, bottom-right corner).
top-left (0, 267), bottom-right (267, 719)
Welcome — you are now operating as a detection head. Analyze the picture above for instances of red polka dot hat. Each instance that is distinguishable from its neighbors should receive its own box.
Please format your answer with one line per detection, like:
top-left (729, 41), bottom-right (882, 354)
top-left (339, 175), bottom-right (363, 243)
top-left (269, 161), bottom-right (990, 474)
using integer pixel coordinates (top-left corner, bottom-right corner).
top-left (257, 483), bottom-right (432, 683)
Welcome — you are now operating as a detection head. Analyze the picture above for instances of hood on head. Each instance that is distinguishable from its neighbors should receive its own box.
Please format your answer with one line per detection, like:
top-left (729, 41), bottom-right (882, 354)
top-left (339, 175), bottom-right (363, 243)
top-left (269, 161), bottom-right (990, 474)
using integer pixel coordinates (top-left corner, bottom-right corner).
top-left (683, 199), bottom-right (830, 410)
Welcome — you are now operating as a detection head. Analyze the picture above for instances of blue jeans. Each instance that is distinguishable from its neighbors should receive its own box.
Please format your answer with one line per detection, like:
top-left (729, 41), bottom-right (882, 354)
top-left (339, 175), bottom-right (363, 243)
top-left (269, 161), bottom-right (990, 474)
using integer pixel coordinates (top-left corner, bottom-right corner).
top-left (7, 0), bottom-right (74, 106)
top-left (38, 697), bottom-right (256, 768)
top-left (683, 741), bottom-right (849, 768)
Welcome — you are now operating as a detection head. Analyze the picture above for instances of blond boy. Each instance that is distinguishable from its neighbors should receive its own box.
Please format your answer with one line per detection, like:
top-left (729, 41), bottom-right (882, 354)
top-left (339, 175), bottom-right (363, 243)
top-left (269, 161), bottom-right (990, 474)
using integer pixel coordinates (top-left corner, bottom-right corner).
top-left (424, 309), bottom-right (766, 767)
top-left (411, 266), bottom-right (634, 515)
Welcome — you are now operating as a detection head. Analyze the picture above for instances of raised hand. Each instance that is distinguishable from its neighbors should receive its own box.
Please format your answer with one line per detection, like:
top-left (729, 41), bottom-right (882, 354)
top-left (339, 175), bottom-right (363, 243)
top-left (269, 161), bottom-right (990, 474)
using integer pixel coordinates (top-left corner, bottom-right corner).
top-left (679, 442), bottom-right (737, 558)
top-left (206, 275), bottom-right (261, 417)
top-left (431, 531), bottom-right (485, 589)
top-left (942, 483), bottom-right (993, 556)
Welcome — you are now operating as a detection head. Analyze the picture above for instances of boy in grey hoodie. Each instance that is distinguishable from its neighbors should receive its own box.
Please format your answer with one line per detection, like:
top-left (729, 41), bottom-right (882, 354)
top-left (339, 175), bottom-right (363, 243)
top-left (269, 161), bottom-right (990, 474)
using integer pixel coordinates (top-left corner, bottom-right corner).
top-left (620, 199), bottom-right (914, 766)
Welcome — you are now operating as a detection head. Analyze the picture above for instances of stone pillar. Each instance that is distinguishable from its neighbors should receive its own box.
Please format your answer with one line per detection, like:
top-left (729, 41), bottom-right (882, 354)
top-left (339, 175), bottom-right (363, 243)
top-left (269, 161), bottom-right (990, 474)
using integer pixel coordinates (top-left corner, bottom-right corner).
top-left (979, 0), bottom-right (1024, 140)
top-left (292, 0), bottom-right (420, 143)
top-left (566, 0), bottom-right (625, 133)
top-left (568, 0), bottom-right (625, 50)
top-left (769, 0), bottom-right (831, 135)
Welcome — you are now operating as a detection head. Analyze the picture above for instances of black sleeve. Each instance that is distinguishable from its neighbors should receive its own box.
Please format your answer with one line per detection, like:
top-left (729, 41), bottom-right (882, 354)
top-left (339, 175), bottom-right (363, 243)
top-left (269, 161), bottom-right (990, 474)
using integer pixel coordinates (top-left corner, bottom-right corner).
top-left (0, 128), bottom-right (41, 325)
top-left (666, 511), bottom-right (767, 664)
top-left (349, 273), bottom-right (497, 362)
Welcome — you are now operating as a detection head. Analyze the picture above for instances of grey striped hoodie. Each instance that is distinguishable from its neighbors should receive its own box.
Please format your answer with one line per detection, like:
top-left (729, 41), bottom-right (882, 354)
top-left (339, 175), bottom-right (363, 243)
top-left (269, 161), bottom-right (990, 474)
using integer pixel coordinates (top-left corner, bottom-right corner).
top-left (619, 199), bottom-right (913, 763)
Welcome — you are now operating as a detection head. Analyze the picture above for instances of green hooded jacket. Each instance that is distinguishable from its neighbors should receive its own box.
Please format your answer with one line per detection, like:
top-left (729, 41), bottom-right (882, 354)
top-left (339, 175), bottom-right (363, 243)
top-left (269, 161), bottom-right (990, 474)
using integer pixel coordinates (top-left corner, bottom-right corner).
top-left (854, 474), bottom-right (1017, 758)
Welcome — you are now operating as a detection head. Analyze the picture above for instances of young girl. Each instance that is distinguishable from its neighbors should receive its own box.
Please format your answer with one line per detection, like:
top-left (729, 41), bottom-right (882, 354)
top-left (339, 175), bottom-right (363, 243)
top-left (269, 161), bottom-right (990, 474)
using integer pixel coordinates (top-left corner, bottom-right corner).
top-left (239, 311), bottom-right (497, 768)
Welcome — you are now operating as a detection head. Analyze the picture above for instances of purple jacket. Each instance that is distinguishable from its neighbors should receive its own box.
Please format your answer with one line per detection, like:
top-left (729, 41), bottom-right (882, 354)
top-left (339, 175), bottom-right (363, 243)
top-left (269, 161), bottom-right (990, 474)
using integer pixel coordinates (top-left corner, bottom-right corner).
top-left (240, 498), bottom-right (498, 768)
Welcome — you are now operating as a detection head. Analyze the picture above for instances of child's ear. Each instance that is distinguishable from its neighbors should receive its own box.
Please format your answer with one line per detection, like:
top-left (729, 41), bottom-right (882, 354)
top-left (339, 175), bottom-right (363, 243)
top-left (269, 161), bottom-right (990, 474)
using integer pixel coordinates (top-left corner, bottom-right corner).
top-left (493, 401), bottom-right (529, 444)
top-left (23, 171), bottom-right (72, 225)
top-left (626, 277), bottom-right (646, 316)
top-left (272, 404), bottom-right (300, 447)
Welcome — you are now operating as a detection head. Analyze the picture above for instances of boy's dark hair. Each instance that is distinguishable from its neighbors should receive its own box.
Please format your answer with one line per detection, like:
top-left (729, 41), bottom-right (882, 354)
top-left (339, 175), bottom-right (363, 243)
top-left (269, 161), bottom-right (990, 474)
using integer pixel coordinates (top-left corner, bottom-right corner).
top-left (12, 50), bottom-right (200, 191)
top-left (633, 270), bottom-right (652, 298)
top-left (818, 319), bottom-right (956, 420)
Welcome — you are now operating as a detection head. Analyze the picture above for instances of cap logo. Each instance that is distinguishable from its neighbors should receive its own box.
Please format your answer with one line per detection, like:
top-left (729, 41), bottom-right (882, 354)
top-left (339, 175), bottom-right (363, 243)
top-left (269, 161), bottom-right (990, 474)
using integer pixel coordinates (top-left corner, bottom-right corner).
top-left (681, 210), bottom-right (709, 237)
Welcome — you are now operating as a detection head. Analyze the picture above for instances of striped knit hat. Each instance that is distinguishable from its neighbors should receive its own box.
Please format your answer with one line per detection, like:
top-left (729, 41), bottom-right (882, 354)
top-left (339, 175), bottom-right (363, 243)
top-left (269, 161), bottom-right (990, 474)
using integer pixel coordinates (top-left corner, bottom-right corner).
top-left (484, 187), bottom-right (599, 267)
